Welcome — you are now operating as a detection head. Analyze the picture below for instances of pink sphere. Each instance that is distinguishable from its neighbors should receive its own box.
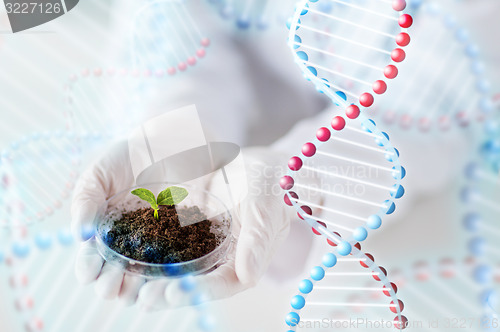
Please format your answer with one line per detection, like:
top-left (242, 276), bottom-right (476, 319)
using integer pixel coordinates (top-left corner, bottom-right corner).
top-left (155, 69), bottom-right (164, 78)
top-left (167, 67), bottom-right (177, 76)
top-left (197, 48), bottom-right (206, 58)
top-left (373, 80), bottom-right (387, 95)
top-left (399, 114), bottom-right (412, 129)
top-left (396, 32), bottom-right (411, 47)
top-left (359, 93), bottom-right (374, 107)
top-left (384, 65), bottom-right (398, 79)
top-left (390, 299), bottom-right (404, 314)
top-left (418, 117), bottom-right (431, 132)
top-left (131, 69), bottom-right (140, 77)
top-left (280, 176), bottom-right (294, 190)
top-left (297, 205), bottom-right (312, 220)
top-left (107, 68), bottom-right (116, 76)
top-left (302, 142), bottom-right (316, 157)
top-left (284, 191), bottom-right (298, 206)
top-left (391, 48), bottom-right (406, 62)
top-left (456, 111), bottom-right (470, 127)
top-left (392, 0), bottom-right (406, 11)
top-left (316, 127), bottom-right (331, 142)
top-left (345, 105), bottom-right (360, 119)
top-left (187, 56), bottom-right (197, 66)
top-left (327, 232), bottom-right (341, 247)
top-left (383, 282), bottom-right (398, 296)
top-left (383, 110), bottom-right (396, 124)
top-left (373, 266), bottom-right (387, 281)
top-left (178, 62), bottom-right (188, 71)
top-left (201, 38), bottom-right (210, 47)
top-left (81, 68), bottom-right (90, 77)
top-left (394, 316), bottom-right (408, 330)
top-left (360, 253), bottom-right (374, 268)
top-left (288, 156), bottom-right (303, 171)
top-left (438, 115), bottom-right (450, 131)
top-left (93, 68), bottom-right (102, 77)
top-left (312, 221), bottom-right (326, 235)
top-left (399, 14), bottom-right (413, 28)
top-left (331, 116), bottom-right (346, 130)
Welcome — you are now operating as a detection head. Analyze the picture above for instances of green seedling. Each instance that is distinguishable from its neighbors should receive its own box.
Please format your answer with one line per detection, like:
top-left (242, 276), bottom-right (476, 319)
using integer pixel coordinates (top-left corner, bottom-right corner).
top-left (131, 186), bottom-right (189, 221)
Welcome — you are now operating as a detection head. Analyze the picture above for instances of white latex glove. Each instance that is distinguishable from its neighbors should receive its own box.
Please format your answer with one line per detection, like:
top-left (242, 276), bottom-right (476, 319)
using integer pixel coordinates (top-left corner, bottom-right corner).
top-left (71, 142), bottom-right (298, 309)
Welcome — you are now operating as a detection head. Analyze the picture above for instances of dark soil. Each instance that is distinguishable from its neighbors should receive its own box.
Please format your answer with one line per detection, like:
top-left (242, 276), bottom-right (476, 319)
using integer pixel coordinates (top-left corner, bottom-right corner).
top-left (104, 205), bottom-right (218, 264)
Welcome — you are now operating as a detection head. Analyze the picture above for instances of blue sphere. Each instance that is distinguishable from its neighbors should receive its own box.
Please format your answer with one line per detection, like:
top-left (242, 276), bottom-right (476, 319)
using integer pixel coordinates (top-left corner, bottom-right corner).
top-left (337, 241), bottom-right (352, 256)
top-left (322, 253), bottom-right (337, 268)
top-left (481, 289), bottom-right (498, 309)
top-left (466, 44), bottom-right (479, 58)
top-left (299, 279), bottom-right (314, 294)
top-left (12, 242), bottom-right (30, 258)
top-left (480, 98), bottom-right (494, 113)
top-left (307, 66), bottom-right (318, 76)
top-left (353, 227), bottom-right (368, 242)
top-left (375, 132), bottom-right (389, 146)
top-left (199, 314), bottom-right (216, 332)
top-left (474, 265), bottom-right (492, 284)
top-left (191, 293), bottom-right (208, 306)
top-left (391, 185), bottom-right (405, 199)
top-left (460, 188), bottom-right (477, 203)
top-left (465, 163), bottom-right (479, 180)
top-left (236, 17), bottom-right (251, 30)
top-left (293, 35), bottom-right (302, 49)
top-left (367, 215), bottom-right (382, 230)
top-left (35, 233), bottom-right (53, 250)
top-left (296, 51), bottom-right (308, 61)
top-left (180, 275), bottom-right (197, 292)
top-left (471, 61), bottom-right (485, 75)
top-left (310, 266), bottom-right (325, 281)
top-left (456, 28), bottom-right (469, 42)
top-left (463, 213), bottom-right (480, 232)
top-left (469, 237), bottom-right (486, 256)
top-left (291, 295), bottom-right (306, 310)
top-left (285, 312), bottom-right (300, 327)
top-left (384, 200), bottom-right (396, 215)
top-left (300, 3), bottom-right (309, 15)
top-left (58, 229), bottom-right (74, 246)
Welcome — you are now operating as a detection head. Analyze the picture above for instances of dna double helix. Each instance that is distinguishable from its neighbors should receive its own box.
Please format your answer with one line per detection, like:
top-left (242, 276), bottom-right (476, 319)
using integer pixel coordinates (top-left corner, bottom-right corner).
top-left (462, 99), bottom-right (500, 323)
top-left (0, 131), bottom-right (80, 228)
top-left (372, 1), bottom-right (494, 132)
top-left (280, 0), bottom-right (413, 329)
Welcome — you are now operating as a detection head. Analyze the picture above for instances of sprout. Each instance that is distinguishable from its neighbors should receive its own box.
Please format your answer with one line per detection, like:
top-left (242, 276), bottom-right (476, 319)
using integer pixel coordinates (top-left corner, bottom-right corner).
top-left (131, 186), bottom-right (188, 221)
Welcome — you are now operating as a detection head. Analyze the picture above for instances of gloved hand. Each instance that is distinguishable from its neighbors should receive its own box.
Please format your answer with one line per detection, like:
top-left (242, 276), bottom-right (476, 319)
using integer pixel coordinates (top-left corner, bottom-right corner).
top-left (71, 142), bottom-right (298, 309)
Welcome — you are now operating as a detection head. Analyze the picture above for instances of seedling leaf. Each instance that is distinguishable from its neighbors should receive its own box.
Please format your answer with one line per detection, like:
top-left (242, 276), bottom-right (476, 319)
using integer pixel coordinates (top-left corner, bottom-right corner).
top-left (157, 186), bottom-right (189, 206)
top-left (131, 188), bottom-right (158, 210)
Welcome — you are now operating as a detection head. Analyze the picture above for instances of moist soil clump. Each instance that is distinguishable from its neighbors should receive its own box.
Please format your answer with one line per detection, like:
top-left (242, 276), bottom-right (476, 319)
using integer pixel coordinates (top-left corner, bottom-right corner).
top-left (105, 205), bottom-right (217, 264)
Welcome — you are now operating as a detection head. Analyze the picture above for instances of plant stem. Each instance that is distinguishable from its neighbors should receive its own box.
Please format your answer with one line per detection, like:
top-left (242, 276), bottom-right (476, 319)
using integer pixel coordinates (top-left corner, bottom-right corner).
top-left (154, 209), bottom-right (159, 221)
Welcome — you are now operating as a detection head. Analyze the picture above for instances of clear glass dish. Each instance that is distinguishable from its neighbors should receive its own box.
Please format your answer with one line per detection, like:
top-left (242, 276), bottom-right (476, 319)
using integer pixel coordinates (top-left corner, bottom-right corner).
top-left (94, 182), bottom-right (232, 278)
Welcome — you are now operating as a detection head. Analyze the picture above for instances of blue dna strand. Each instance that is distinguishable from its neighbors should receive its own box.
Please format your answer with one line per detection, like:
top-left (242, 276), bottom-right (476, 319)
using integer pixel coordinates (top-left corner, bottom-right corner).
top-left (206, 0), bottom-right (296, 30)
top-left (281, 0), bottom-right (413, 330)
top-left (0, 131), bottom-right (81, 228)
top-left (286, 247), bottom-right (407, 331)
top-left (63, 69), bottom-right (150, 142)
top-left (372, 0), bottom-right (493, 132)
top-left (287, 0), bottom-right (413, 111)
top-left (1, 227), bottom-right (217, 332)
top-left (131, 0), bottom-right (210, 74)
top-left (462, 116), bottom-right (500, 324)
